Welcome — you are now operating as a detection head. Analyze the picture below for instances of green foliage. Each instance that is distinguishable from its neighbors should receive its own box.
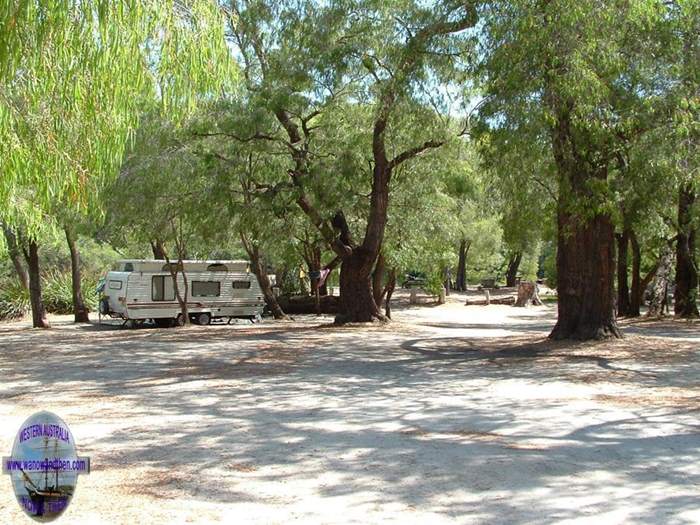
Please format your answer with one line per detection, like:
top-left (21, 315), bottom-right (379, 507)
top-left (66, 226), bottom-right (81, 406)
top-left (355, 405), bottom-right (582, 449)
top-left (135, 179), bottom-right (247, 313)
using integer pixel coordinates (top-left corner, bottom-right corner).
top-left (43, 271), bottom-right (99, 315)
top-left (0, 270), bottom-right (98, 320)
top-left (1, 1), bottom-right (235, 234)
top-left (423, 273), bottom-right (446, 297)
top-left (0, 280), bottom-right (29, 320)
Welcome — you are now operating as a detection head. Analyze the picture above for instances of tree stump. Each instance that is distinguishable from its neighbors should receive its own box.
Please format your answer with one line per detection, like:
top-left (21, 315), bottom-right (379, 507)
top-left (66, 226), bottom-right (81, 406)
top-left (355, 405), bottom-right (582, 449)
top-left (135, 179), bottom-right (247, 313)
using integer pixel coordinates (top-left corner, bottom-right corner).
top-left (514, 281), bottom-right (543, 307)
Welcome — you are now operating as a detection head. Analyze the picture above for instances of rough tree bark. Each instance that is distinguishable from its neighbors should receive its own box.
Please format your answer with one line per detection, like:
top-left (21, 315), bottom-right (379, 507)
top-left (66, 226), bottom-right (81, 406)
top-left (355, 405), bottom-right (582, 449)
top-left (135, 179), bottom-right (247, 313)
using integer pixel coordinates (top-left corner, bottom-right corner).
top-left (550, 205), bottom-right (620, 339)
top-left (240, 232), bottom-right (289, 320)
top-left (505, 251), bottom-right (522, 288)
top-left (616, 230), bottom-right (631, 317)
top-left (674, 184), bottom-right (698, 318)
top-left (22, 239), bottom-right (49, 328)
top-left (65, 226), bottom-right (90, 323)
top-left (648, 245), bottom-right (673, 317)
top-left (455, 239), bottom-right (470, 291)
top-left (1, 223), bottom-right (29, 290)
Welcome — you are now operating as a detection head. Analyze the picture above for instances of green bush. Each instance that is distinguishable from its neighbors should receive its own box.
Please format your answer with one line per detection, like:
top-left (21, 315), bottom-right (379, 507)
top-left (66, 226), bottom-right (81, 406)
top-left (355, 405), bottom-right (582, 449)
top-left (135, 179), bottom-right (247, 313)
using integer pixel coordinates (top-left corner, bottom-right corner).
top-left (0, 271), bottom-right (99, 320)
top-left (0, 281), bottom-right (30, 320)
top-left (423, 272), bottom-right (446, 296)
top-left (43, 271), bottom-right (99, 314)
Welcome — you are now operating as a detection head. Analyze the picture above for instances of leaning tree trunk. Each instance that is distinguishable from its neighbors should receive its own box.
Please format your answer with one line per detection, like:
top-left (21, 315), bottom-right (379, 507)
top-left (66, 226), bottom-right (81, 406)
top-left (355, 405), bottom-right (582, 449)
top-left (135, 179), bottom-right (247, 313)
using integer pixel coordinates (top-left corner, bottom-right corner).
top-left (2, 223), bottom-right (29, 290)
top-left (674, 185), bottom-right (699, 318)
top-left (648, 245), bottom-right (673, 317)
top-left (241, 232), bottom-right (289, 320)
top-left (24, 240), bottom-right (49, 328)
top-left (629, 230), bottom-right (642, 317)
top-left (372, 252), bottom-right (386, 308)
top-left (65, 227), bottom-right (90, 323)
top-left (505, 251), bottom-right (522, 288)
top-left (164, 255), bottom-right (189, 326)
top-left (616, 230), bottom-right (631, 317)
top-left (549, 205), bottom-right (620, 340)
top-left (384, 267), bottom-right (397, 319)
top-left (455, 239), bottom-right (469, 291)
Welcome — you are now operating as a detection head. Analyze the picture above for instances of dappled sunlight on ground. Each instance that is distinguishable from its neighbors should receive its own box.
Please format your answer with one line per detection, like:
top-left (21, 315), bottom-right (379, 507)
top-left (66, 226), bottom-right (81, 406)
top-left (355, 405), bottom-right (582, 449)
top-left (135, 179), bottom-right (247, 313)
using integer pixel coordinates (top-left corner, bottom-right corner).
top-left (0, 293), bottom-right (698, 524)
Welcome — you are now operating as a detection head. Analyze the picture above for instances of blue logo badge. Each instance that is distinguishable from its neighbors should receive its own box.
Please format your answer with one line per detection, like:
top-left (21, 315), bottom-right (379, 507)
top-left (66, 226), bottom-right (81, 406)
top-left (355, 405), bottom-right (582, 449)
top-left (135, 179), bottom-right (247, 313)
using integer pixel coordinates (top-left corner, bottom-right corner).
top-left (3, 411), bottom-right (90, 521)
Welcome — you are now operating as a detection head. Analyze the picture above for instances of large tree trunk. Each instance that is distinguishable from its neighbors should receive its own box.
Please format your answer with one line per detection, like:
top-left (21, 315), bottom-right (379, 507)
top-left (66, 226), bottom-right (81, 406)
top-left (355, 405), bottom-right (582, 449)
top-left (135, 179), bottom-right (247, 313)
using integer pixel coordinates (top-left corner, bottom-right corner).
top-left (550, 205), bottom-right (620, 340)
top-left (23, 240), bottom-right (49, 329)
top-left (616, 230), bottom-right (631, 317)
top-left (337, 248), bottom-right (384, 324)
top-left (648, 245), bottom-right (673, 317)
top-left (65, 227), bottom-right (90, 323)
top-left (2, 223), bottom-right (29, 290)
top-left (545, 73), bottom-right (620, 340)
top-left (241, 232), bottom-right (289, 320)
top-left (674, 185), bottom-right (698, 318)
top-left (455, 239), bottom-right (469, 291)
top-left (629, 230), bottom-right (642, 317)
top-left (505, 251), bottom-right (522, 287)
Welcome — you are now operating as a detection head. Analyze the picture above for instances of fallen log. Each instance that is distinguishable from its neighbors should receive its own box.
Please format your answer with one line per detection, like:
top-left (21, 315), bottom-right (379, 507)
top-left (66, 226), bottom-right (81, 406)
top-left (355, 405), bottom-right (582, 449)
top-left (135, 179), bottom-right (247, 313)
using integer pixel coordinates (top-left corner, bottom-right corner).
top-left (465, 296), bottom-right (516, 306)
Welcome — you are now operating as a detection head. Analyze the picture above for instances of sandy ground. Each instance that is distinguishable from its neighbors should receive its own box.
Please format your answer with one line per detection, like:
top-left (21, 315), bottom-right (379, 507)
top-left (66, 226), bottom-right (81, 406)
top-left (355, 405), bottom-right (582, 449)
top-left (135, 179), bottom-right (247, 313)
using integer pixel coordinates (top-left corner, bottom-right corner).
top-left (0, 290), bottom-right (698, 524)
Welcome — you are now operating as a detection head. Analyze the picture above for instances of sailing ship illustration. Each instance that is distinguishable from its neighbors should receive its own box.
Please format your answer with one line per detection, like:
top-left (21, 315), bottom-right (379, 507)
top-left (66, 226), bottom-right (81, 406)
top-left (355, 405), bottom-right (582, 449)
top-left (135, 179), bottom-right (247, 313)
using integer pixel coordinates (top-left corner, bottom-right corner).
top-left (18, 437), bottom-right (73, 519)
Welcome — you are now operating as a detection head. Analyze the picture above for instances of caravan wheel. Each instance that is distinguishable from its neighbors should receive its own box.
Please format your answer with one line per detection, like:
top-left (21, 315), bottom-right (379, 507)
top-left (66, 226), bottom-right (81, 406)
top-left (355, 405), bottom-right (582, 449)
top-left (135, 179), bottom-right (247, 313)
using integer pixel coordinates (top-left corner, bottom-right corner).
top-left (196, 312), bottom-right (211, 326)
top-left (174, 313), bottom-right (186, 327)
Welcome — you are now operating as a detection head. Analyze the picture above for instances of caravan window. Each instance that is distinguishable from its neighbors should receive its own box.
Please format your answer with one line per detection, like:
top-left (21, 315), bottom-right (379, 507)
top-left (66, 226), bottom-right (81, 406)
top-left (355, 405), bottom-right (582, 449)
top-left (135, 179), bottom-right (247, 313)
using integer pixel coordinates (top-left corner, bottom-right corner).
top-left (192, 281), bottom-right (220, 297)
top-left (108, 280), bottom-right (122, 290)
top-left (206, 264), bottom-right (228, 272)
top-left (232, 281), bottom-right (251, 289)
top-left (152, 276), bottom-right (175, 301)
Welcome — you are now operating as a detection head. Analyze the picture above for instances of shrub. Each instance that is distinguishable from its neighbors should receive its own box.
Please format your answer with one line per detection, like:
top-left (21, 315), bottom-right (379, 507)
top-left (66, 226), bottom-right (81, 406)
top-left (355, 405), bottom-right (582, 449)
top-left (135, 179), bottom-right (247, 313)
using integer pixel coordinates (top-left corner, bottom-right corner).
top-left (0, 271), bottom-right (100, 320)
top-left (43, 271), bottom-right (99, 314)
top-left (0, 281), bottom-right (30, 320)
top-left (423, 272), bottom-right (446, 297)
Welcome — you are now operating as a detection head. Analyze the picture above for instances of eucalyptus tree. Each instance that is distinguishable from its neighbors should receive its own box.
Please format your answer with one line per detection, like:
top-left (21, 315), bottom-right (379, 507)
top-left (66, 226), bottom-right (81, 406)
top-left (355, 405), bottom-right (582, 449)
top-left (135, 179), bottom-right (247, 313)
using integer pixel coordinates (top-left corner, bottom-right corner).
top-left (0, 1), bottom-right (232, 326)
top-left (213, 0), bottom-right (479, 323)
top-left (476, 0), bottom-right (676, 339)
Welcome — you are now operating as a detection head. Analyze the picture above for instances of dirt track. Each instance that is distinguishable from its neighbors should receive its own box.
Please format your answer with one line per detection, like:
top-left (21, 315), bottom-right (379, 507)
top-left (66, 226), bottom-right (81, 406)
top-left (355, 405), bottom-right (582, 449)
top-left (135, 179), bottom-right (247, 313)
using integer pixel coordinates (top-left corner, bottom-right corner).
top-left (0, 291), bottom-right (698, 524)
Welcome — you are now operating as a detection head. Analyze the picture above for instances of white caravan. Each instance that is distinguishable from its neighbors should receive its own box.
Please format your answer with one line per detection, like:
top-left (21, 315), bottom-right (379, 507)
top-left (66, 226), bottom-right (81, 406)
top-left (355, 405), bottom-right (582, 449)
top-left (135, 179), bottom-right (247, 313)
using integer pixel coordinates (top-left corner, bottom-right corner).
top-left (98, 260), bottom-right (265, 326)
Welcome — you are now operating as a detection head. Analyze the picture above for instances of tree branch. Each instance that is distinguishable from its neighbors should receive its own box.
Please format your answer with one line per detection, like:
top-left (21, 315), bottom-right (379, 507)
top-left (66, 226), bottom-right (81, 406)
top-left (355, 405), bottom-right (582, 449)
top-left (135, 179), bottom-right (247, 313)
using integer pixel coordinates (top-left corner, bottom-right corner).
top-left (389, 140), bottom-right (444, 169)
